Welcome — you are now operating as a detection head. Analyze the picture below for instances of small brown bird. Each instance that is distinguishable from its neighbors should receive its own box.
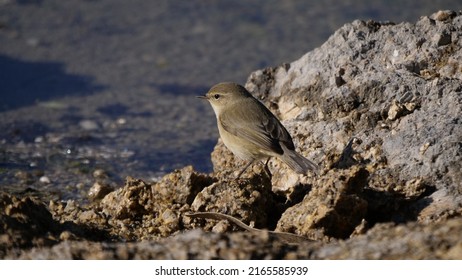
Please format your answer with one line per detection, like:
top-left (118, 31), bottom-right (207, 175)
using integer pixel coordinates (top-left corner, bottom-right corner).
top-left (198, 82), bottom-right (319, 177)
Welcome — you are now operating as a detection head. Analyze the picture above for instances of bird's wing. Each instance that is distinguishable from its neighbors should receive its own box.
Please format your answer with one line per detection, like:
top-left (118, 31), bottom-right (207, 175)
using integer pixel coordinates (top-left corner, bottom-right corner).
top-left (219, 101), bottom-right (295, 155)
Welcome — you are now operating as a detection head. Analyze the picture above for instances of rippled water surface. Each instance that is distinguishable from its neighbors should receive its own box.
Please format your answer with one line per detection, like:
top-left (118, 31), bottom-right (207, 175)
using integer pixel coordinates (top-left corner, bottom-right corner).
top-left (1, 0), bottom-right (460, 200)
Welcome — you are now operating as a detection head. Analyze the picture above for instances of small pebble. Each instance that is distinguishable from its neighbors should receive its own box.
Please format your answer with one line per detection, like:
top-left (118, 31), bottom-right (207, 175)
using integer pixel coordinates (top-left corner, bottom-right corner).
top-left (431, 10), bottom-right (456, 21)
top-left (88, 181), bottom-right (113, 201)
top-left (59, 231), bottom-right (74, 241)
top-left (116, 118), bottom-right (127, 125)
top-left (75, 183), bottom-right (85, 190)
top-left (93, 169), bottom-right (108, 179)
top-left (211, 220), bottom-right (230, 233)
top-left (39, 176), bottom-right (50, 184)
top-left (79, 119), bottom-right (100, 131)
top-left (34, 136), bottom-right (44, 143)
top-left (15, 171), bottom-right (30, 180)
top-left (387, 101), bottom-right (404, 120)
top-left (161, 209), bottom-right (178, 224)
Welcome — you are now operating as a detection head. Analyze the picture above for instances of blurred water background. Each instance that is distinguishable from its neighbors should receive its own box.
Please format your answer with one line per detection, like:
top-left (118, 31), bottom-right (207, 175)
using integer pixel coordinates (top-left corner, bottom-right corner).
top-left (1, 0), bottom-right (460, 201)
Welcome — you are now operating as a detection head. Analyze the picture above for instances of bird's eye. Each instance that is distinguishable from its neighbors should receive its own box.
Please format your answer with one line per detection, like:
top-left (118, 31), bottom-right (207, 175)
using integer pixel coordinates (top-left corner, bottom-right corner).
top-left (214, 94), bottom-right (220, 99)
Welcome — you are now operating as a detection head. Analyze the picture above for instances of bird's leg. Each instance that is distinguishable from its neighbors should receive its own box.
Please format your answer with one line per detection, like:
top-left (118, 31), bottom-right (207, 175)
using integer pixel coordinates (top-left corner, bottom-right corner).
top-left (263, 157), bottom-right (272, 178)
top-left (236, 160), bottom-right (254, 179)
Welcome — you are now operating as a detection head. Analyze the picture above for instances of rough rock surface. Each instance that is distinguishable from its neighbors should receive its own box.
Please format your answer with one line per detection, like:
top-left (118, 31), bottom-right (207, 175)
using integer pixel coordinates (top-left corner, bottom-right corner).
top-left (218, 9), bottom-right (462, 227)
top-left (7, 217), bottom-right (462, 260)
top-left (190, 173), bottom-right (278, 231)
top-left (2, 10), bottom-right (462, 259)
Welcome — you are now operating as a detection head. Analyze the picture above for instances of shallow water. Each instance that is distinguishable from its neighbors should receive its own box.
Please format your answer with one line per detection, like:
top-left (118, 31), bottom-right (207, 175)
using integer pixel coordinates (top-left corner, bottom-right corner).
top-left (1, 0), bottom-right (460, 201)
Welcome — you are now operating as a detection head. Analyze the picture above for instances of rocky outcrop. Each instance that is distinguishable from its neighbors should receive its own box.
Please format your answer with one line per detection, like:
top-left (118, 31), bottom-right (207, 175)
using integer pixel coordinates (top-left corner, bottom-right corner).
top-left (213, 9), bottom-right (462, 240)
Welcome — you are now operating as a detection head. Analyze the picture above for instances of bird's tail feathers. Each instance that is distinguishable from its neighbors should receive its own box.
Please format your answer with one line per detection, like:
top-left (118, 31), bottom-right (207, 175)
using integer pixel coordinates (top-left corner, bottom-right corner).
top-left (280, 146), bottom-right (320, 175)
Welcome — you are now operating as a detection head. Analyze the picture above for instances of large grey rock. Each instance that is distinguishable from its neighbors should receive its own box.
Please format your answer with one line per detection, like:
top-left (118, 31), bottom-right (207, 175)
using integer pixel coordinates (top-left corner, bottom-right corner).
top-left (214, 11), bottom-right (462, 229)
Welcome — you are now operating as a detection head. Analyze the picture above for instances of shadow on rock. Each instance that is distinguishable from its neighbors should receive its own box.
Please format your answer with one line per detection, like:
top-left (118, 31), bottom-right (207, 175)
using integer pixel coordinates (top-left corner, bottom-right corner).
top-left (0, 193), bottom-right (111, 259)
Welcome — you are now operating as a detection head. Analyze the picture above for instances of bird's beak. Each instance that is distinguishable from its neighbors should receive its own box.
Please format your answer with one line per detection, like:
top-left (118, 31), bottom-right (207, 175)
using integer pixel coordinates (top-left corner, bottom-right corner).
top-left (196, 95), bottom-right (208, 100)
